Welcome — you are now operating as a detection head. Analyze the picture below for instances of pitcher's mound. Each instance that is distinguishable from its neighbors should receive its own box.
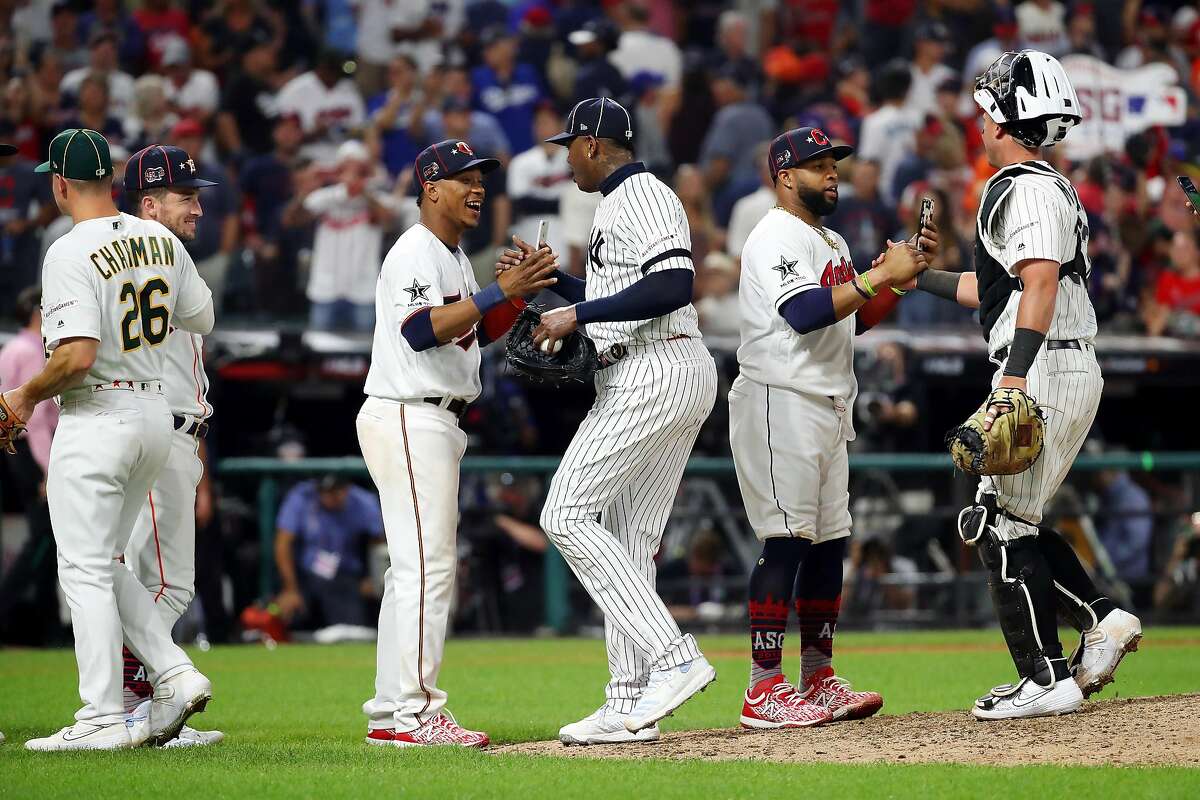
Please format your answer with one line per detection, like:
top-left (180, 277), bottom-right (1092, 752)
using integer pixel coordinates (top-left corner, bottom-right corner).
top-left (496, 694), bottom-right (1200, 766)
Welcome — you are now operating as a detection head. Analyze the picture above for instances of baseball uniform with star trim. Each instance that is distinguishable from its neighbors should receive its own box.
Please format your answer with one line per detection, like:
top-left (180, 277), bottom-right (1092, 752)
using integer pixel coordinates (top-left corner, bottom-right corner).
top-left (729, 207), bottom-right (858, 542)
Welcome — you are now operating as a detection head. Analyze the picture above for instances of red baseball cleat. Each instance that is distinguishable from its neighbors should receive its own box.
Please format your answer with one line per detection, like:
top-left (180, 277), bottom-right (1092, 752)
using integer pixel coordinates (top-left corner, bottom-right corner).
top-left (798, 667), bottom-right (883, 721)
top-left (365, 712), bottom-right (489, 748)
top-left (740, 675), bottom-right (832, 729)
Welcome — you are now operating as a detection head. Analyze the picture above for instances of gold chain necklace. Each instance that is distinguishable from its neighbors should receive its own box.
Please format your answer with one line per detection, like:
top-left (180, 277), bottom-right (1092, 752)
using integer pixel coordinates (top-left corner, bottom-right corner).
top-left (774, 204), bottom-right (837, 251)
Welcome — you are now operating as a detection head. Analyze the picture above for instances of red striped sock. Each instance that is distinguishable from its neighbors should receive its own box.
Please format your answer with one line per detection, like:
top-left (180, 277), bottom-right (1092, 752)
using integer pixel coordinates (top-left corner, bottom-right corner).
top-left (123, 646), bottom-right (152, 713)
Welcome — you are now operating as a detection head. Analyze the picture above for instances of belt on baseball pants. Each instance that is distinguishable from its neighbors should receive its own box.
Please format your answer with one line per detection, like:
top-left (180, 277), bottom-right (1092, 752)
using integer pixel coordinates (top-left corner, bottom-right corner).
top-left (423, 396), bottom-right (468, 418)
top-left (992, 339), bottom-right (1082, 363)
top-left (173, 414), bottom-right (209, 439)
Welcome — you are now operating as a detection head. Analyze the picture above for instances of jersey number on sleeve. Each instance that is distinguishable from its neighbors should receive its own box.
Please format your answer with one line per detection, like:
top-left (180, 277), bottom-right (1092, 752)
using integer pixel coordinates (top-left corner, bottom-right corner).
top-left (119, 278), bottom-right (171, 352)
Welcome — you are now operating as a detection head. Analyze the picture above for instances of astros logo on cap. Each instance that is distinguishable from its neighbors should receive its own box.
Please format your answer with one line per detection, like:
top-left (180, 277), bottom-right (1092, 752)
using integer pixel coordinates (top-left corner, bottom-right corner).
top-left (452, 141), bottom-right (474, 156)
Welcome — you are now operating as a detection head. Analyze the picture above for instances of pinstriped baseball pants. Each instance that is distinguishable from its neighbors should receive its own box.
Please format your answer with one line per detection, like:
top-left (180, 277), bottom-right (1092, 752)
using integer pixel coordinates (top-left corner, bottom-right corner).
top-left (983, 343), bottom-right (1103, 541)
top-left (540, 338), bottom-right (718, 714)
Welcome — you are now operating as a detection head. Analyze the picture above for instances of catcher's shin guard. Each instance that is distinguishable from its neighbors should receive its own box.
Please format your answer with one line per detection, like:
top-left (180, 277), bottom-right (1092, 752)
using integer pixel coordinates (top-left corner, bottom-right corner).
top-left (960, 501), bottom-right (1069, 684)
top-left (1036, 525), bottom-right (1116, 633)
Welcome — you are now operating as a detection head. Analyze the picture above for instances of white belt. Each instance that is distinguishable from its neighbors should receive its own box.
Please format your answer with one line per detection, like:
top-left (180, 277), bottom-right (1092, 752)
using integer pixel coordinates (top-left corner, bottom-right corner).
top-left (62, 380), bottom-right (163, 402)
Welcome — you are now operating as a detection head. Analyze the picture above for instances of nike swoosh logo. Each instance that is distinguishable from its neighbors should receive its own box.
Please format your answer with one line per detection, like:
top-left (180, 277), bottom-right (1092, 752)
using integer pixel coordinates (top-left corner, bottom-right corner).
top-left (62, 727), bottom-right (106, 742)
top-left (1011, 687), bottom-right (1052, 708)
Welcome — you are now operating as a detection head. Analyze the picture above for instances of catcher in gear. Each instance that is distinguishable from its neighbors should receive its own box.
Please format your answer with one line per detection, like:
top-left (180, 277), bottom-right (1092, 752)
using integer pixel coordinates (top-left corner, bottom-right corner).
top-left (907, 51), bottom-right (1141, 719)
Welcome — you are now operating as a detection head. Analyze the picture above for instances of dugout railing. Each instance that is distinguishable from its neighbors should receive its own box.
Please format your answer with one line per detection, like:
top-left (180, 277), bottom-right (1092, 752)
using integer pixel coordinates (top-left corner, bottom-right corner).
top-left (220, 451), bottom-right (1200, 634)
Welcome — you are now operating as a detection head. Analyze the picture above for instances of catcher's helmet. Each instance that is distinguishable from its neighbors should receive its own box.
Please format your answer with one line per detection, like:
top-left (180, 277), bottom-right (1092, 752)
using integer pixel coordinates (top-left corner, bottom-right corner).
top-left (973, 50), bottom-right (1080, 149)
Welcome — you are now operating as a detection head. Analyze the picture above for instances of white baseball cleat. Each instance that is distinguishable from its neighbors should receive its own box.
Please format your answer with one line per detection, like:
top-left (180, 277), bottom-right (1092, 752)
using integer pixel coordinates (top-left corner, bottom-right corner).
top-left (148, 668), bottom-right (212, 746)
top-left (559, 705), bottom-right (660, 745)
top-left (25, 721), bottom-right (133, 751)
top-left (624, 655), bottom-right (716, 733)
top-left (971, 676), bottom-right (1083, 720)
top-left (1071, 608), bottom-right (1142, 698)
top-left (161, 726), bottom-right (226, 748)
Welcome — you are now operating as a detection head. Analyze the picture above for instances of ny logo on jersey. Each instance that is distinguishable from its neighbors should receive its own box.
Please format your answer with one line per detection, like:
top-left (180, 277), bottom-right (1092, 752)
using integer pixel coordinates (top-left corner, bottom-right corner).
top-left (588, 229), bottom-right (604, 271)
top-left (404, 280), bottom-right (431, 303)
top-left (819, 257), bottom-right (855, 288)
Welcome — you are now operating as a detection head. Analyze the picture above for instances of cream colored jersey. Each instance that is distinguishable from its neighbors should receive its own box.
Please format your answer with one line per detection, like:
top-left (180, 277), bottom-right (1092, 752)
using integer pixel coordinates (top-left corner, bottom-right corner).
top-left (40, 213), bottom-right (212, 385)
top-left (161, 329), bottom-right (211, 418)
top-left (737, 207), bottom-right (858, 404)
top-left (364, 223), bottom-right (482, 402)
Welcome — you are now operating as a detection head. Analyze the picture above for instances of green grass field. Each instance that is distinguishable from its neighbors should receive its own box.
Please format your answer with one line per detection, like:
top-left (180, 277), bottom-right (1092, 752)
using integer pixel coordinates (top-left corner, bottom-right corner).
top-left (2, 628), bottom-right (1198, 799)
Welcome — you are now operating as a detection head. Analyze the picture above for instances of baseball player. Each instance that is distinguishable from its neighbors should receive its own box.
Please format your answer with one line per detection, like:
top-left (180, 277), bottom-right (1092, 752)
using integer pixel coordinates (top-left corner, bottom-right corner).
top-left (2, 129), bottom-right (214, 750)
top-left (118, 144), bottom-right (223, 748)
top-left (357, 140), bottom-right (556, 748)
top-left (730, 127), bottom-right (925, 729)
top-left (910, 51), bottom-right (1141, 719)
top-left (525, 98), bottom-right (719, 745)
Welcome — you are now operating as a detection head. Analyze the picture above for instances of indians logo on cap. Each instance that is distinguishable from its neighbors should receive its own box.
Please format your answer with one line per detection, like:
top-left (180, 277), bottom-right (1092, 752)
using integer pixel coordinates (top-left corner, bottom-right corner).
top-left (451, 141), bottom-right (474, 156)
top-left (423, 162), bottom-right (439, 180)
top-left (144, 166), bottom-right (166, 184)
top-left (808, 128), bottom-right (830, 145)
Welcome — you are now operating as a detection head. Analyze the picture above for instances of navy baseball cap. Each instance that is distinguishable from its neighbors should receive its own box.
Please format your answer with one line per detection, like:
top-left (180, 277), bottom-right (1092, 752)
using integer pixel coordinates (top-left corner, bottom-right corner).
top-left (413, 139), bottom-right (500, 190)
top-left (123, 144), bottom-right (218, 191)
top-left (546, 97), bottom-right (634, 147)
top-left (769, 126), bottom-right (854, 181)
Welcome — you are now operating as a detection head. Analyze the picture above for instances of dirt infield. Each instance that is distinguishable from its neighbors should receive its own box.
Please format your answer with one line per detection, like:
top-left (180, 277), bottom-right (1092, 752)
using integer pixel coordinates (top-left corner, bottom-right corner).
top-left (496, 694), bottom-right (1200, 766)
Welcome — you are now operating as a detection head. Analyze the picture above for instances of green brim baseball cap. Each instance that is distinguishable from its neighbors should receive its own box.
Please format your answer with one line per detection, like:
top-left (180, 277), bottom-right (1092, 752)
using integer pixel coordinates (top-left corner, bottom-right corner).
top-left (35, 128), bottom-right (113, 180)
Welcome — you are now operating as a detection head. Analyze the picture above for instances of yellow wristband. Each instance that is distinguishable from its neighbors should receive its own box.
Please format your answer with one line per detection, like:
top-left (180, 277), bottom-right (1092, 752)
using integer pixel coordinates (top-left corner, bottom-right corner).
top-left (891, 286), bottom-right (908, 296)
top-left (858, 271), bottom-right (878, 298)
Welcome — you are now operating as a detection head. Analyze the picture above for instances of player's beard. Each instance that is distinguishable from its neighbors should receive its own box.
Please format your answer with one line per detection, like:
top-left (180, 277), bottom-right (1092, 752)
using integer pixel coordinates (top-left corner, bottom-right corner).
top-left (797, 185), bottom-right (838, 218)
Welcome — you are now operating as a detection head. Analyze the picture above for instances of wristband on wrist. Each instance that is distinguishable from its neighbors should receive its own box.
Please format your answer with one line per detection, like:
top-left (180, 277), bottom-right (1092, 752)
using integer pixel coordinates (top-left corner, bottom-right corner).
top-left (915, 269), bottom-right (962, 301)
top-left (891, 287), bottom-right (908, 296)
top-left (471, 281), bottom-right (507, 316)
top-left (858, 271), bottom-right (878, 298)
top-left (1002, 327), bottom-right (1046, 378)
top-left (851, 277), bottom-right (871, 301)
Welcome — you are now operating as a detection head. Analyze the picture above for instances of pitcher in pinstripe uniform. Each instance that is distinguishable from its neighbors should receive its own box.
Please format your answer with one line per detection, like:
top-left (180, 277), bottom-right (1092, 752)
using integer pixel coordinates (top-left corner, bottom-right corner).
top-left (531, 98), bottom-right (719, 744)
top-left (119, 144), bottom-right (224, 748)
top-left (911, 50), bottom-right (1142, 719)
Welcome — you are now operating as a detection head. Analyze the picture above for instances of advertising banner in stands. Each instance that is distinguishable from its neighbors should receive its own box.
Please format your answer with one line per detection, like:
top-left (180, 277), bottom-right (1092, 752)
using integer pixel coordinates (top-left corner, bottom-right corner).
top-left (1061, 55), bottom-right (1187, 160)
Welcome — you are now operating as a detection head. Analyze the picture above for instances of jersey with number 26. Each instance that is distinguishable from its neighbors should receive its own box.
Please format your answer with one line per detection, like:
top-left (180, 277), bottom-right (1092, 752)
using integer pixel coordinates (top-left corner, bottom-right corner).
top-left (40, 212), bottom-right (212, 386)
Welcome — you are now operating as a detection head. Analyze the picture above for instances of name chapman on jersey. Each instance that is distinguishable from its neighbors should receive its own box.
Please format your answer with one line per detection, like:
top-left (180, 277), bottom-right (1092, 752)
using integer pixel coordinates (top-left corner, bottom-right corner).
top-left (88, 235), bottom-right (177, 280)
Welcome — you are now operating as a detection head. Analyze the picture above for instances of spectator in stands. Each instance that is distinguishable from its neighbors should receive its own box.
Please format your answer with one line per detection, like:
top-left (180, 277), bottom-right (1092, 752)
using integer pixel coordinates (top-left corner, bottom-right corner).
top-left (1154, 515), bottom-right (1200, 614)
top-left (240, 113), bottom-right (304, 314)
top-left (61, 72), bottom-right (127, 150)
top-left (29, 49), bottom-right (66, 131)
top-left (507, 103), bottom-right (571, 256)
top-left (630, 71), bottom-right (672, 178)
top-left (699, 62), bottom-right (773, 222)
top-left (471, 26), bottom-right (544, 155)
top-left (125, 74), bottom-right (177, 152)
top-left (43, 3), bottom-right (87, 73)
top-left (292, 139), bottom-right (401, 331)
top-left (428, 69), bottom-right (512, 163)
top-left (857, 0), bottom-right (918, 65)
top-left (131, 0), bottom-right (191, 61)
top-left (1144, 228), bottom-right (1200, 337)
top-left (712, 10), bottom-right (760, 96)
top-left (726, 143), bottom-right (773, 262)
top-left (857, 60), bottom-right (917, 208)
top-left (215, 26), bottom-right (281, 157)
top-left (196, 0), bottom-right (278, 75)
top-left (366, 54), bottom-right (436, 178)
top-left (611, 0), bottom-right (683, 88)
top-left (844, 537), bottom-right (918, 615)
top-left (558, 172), bottom-right (602, 277)
top-left (80, 0), bottom-right (146, 73)
top-left (160, 36), bottom-right (220, 126)
top-left (852, 342), bottom-right (923, 452)
top-left (277, 49), bottom-right (366, 167)
top-left (659, 530), bottom-right (740, 623)
top-left (906, 22), bottom-right (956, 118)
top-left (1016, 0), bottom-right (1069, 57)
top-left (60, 29), bottom-right (135, 117)
top-left (963, 8), bottom-right (1023, 87)
top-left (170, 118), bottom-right (240, 312)
top-left (1092, 467), bottom-right (1154, 587)
top-left (827, 158), bottom-right (895, 274)
top-left (675, 163), bottom-right (721, 268)
top-left (694, 251), bottom-right (741, 338)
top-left (0, 75), bottom-right (46, 163)
top-left (355, 0), bottom-right (449, 84)
top-left (569, 18), bottom-right (627, 103)
top-left (273, 474), bottom-right (384, 629)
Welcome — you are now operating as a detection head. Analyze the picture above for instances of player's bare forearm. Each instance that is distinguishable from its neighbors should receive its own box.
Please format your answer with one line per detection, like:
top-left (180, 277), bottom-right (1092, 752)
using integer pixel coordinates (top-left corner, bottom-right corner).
top-left (428, 300), bottom-right (486, 343)
top-left (1012, 259), bottom-right (1060, 334)
top-left (6, 338), bottom-right (97, 416)
top-left (956, 272), bottom-right (980, 308)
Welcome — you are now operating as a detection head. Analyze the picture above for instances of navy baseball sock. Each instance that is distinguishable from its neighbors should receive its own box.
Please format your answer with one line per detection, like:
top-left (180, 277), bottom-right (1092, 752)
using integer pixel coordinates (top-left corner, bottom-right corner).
top-left (795, 537), bottom-right (848, 685)
top-left (747, 537), bottom-right (809, 688)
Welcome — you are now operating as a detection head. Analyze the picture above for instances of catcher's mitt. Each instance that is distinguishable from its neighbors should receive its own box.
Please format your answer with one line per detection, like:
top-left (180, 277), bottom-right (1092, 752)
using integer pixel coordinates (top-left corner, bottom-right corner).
top-left (946, 387), bottom-right (1045, 476)
top-left (0, 392), bottom-right (26, 455)
top-left (505, 304), bottom-right (605, 386)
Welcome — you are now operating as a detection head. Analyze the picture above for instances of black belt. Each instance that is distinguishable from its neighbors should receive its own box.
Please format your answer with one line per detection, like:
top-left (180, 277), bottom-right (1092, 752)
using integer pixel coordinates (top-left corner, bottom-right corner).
top-left (173, 414), bottom-right (209, 439)
top-left (423, 397), bottom-right (468, 417)
top-left (992, 338), bottom-right (1082, 363)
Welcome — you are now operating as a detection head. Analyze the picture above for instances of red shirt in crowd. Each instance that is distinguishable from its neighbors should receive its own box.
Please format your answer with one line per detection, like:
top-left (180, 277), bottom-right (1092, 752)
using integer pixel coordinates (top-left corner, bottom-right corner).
top-left (1155, 269), bottom-right (1200, 314)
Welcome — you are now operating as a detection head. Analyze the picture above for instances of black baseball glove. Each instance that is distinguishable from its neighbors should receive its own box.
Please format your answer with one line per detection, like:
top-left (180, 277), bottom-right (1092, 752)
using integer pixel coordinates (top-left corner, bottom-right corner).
top-left (505, 304), bottom-right (604, 385)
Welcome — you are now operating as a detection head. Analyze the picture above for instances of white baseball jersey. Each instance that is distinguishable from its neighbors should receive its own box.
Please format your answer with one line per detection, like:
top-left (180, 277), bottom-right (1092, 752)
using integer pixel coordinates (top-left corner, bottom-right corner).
top-left (583, 164), bottom-right (701, 351)
top-left (977, 160), bottom-right (1097, 354)
top-left (41, 213), bottom-right (212, 384)
top-left (305, 184), bottom-right (400, 305)
top-left (160, 329), bottom-right (211, 418)
top-left (737, 207), bottom-right (859, 403)
top-left (364, 223), bottom-right (482, 402)
top-left (507, 144), bottom-right (571, 255)
top-left (276, 72), bottom-right (366, 165)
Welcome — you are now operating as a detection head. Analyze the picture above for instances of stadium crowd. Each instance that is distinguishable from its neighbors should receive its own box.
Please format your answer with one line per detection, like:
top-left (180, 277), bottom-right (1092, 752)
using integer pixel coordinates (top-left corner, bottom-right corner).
top-left (2, 0), bottom-right (1200, 644)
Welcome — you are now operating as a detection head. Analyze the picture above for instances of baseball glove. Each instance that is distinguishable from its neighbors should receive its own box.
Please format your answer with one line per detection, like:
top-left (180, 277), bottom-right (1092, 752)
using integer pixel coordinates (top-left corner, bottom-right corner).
top-left (0, 392), bottom-right (26, 455)
top-left (945, 387), bottom-right (1045, 476)
top-left (505, 304), bottom-right (604, 386)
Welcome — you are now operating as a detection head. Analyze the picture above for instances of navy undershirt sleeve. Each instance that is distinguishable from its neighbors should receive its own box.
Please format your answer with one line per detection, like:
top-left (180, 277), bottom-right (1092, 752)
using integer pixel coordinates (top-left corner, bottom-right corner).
top-left (779, 287), bottom-right (837, 334)
top-left (574, 269), bottom-right (693, 324)
top-left (548, 269), bottom-right (586, 303)
top-left (401, 307), bottom-right (438, 351)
